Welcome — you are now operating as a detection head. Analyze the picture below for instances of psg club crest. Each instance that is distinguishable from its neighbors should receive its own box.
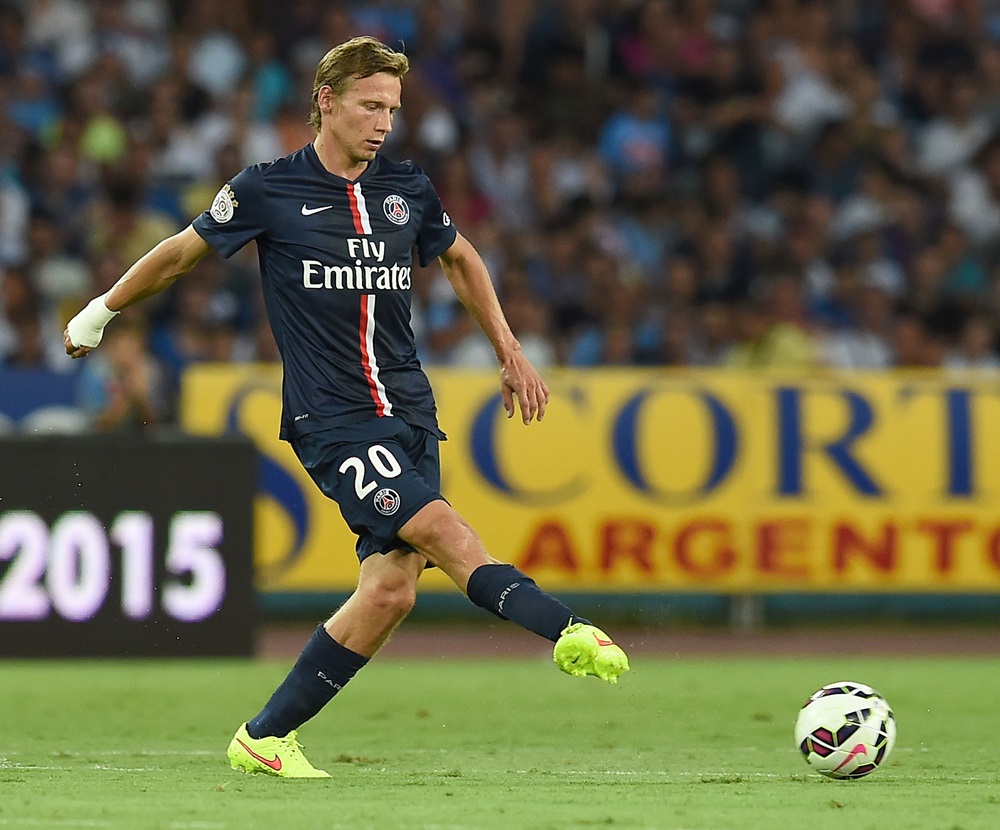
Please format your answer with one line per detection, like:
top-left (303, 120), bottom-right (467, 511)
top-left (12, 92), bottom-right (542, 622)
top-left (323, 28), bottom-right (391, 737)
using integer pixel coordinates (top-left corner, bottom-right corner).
top-left (373, 488), bottom-right (401, 516)
top-left (210, 183), bottom-right (238, 223)
top-left (383, 194), bottom-right (409, 225)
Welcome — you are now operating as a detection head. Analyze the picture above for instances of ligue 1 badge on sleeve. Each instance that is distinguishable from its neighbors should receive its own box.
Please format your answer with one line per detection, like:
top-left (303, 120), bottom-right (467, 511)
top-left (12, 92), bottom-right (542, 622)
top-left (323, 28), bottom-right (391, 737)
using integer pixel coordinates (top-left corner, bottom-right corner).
top-left (211, 183), bottom-right (238, 223)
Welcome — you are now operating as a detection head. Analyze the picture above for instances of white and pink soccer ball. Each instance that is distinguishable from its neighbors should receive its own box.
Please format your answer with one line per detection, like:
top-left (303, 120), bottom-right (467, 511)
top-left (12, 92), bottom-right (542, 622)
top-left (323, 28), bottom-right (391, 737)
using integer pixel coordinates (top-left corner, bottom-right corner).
top-left (794, 681), bottom-right (896, 779)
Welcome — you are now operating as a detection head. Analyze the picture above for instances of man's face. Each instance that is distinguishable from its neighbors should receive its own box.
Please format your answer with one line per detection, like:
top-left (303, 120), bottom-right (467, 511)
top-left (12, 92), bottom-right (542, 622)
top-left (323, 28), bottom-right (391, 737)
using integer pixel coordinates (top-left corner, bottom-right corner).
top-left (323, 72), bottom-right (401, 165)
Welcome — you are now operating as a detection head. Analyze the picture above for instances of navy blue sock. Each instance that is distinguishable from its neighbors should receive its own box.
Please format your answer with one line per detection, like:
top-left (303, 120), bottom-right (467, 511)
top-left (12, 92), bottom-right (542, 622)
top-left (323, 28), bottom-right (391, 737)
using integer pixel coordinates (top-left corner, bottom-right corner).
top-left (246, 625), bottom-right (368, 739)
top-left (465, 563), bottom-right (589, 642)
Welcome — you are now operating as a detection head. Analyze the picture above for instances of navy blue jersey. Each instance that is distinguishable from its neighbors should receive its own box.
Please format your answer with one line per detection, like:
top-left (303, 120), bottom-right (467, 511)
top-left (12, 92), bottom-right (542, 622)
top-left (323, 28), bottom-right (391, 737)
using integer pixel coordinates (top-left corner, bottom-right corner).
top-left (192, 145), bottom-right (457, 441)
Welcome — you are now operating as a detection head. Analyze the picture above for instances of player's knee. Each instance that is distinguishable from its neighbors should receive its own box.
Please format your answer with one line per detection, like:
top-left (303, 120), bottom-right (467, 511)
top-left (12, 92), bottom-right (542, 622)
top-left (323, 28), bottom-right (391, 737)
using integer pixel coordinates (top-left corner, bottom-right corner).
top-left (358, 572), bottom-right (416, 621)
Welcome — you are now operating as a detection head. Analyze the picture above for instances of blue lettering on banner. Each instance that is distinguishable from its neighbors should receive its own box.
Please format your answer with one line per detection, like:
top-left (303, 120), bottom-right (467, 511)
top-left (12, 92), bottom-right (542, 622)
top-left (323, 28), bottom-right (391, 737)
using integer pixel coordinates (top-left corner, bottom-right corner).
top-left (899, 385), bottom-right (976, 498)
top-left (945, 389), bottom-right (973, 497)
top-left (776, 387), bottom-right (882, 497)
top-left (468, 382), bottom-right (987, 504)
top-left (469, 389), bottom-right (588, 504)
top-left (612, 389), bottom-right (738, 501)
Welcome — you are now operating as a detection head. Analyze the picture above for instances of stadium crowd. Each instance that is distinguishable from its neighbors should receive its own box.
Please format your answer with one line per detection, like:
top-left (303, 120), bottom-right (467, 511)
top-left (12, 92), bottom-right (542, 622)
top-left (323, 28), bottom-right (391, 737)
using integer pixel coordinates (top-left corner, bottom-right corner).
top-left (3, 0), bottom-right (1000, 429)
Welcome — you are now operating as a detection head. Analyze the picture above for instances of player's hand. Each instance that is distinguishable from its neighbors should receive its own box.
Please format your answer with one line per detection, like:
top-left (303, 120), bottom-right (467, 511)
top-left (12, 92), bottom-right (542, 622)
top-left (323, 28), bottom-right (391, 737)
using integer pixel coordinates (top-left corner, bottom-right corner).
top-left (64, 328), bottom-right (93, 359)
top-left (499, 350), bottom-right (549, 424)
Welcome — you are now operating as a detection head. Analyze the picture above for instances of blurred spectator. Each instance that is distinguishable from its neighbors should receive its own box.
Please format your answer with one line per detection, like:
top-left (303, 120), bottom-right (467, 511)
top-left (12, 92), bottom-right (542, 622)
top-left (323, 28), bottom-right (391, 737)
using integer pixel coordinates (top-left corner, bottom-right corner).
top-left (437, 152), bottom-right (493, 235)
top-left (441, 276), bottom-right (558, 370)
top-left (807, 119), bottom-right (863, 203)
top-left (421, 263), bottom-right (483, 365)
top-left (891, 310), bottom-right (943, 367)
top-left (529, 44), bottom-right (609, 142)
top-left (616, 0), bottom-right (682, 91)
top-left (948, 133), bottom-right (1000, 248)
top-left (566, 265), bottom-right (651, 365)
top-left (855, 229), bottom-right (906, 300)
top-left (501, 279), bottom-right (557, 368)
top-left (609, 193), bottom-right (668, 281)
top-left (821, 278), bottom-right (895, 370)
top-left (766, 4), bottom-right (852, 137)
top-left (525, 216), bottom-right (590, 342)
top-left (936, 222), bottom-right (988, 301)
top-left (0, 154), bottom-right (30, 266)
top-left (390, 67), bottom-right (461, 161)
top-left (944, 312), bottom-right (1000, 371)
top-left (137, 76), bottom-right (215, 184)
top-left (0, 264), bottom-right (42, 366)
top-left (62, 68), bottom-right (129, 165)
top-left (692, 220), bottom-right (755, 303)
top-left (468, 107), bottom-right (534, 231)
top-left (725, 275), bottom-right (817, 370)
top-left (76, 318), bottom-right (166, 431)
top-left (6, 63), bottom-right (60, 140)
top-left (23, 0), bottom-right (95, 81)
top-left (246, 31), bottom-right (294, 122)
top-left (92, 0), bottom-right (173, 89)
top-left (692, 299), bottom-right (736, 366)
top-left (907, 245), bottom-right (949, 316)
top-left (597, 81), bottom-right (671, 196)
top-left (24, 141), bottom-right (96, 254)
top-left (24, 210), bottom-right (90, 367)
top-left (148, 255), bottom-right (246, 393)
top-left (180, 0), bottom-right (249, 101)
top-left (4, 313), bottom-right (46, 368)
top-left (829, 162), bottom-right (894, 242)
top-left (916, 70), bottom-right (994, 177)
top-left (88, 177), bottom-right (177, 269)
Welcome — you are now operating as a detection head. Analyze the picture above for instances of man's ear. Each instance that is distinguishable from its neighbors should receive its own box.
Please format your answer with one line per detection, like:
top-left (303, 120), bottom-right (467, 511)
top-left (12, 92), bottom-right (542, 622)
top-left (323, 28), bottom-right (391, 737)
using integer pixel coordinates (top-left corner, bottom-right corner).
top-left (317, 85), bottom-right (334, 115)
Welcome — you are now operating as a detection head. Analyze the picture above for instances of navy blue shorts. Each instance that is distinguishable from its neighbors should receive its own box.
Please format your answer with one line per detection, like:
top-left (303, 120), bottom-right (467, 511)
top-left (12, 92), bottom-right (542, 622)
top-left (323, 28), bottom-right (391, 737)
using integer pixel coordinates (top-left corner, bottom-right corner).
top-left (291, 419), bottom-right (444, 561)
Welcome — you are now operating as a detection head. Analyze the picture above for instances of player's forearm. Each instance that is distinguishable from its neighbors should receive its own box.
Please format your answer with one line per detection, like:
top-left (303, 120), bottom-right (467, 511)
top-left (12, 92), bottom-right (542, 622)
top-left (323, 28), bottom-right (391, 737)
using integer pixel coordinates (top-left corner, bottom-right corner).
top-left (67, 227), bottom-right (210, 351)
top-left (441, 242), bottom-right (519, 360)
top-left (457, 279), bottom-right (517, 357)
top-left (106, 233), bottom-right (203, 311)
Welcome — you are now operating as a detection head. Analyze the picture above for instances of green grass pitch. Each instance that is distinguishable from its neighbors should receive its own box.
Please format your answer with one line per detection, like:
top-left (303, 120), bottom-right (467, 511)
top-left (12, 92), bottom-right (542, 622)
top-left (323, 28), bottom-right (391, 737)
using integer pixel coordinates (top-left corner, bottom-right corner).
top-left (3, 652), bottom-right (998, 829)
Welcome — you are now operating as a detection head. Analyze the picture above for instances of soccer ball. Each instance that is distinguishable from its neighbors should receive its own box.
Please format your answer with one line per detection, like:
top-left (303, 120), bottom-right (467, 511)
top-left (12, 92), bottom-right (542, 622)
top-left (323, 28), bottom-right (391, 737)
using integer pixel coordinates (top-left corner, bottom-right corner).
top-left (794, 681), bottom-right (896, 779)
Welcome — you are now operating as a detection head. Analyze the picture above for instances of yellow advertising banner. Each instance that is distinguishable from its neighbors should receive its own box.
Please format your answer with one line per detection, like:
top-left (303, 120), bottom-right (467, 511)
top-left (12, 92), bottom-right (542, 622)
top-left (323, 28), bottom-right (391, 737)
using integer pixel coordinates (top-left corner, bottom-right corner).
top-left (181, 367), bottom-right (1000, 593)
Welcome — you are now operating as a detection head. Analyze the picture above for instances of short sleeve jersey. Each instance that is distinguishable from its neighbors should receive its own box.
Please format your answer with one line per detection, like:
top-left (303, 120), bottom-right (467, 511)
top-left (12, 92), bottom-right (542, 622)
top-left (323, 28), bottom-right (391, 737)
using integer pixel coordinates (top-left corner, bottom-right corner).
top-left (192, 145), bottom-right (457, 441)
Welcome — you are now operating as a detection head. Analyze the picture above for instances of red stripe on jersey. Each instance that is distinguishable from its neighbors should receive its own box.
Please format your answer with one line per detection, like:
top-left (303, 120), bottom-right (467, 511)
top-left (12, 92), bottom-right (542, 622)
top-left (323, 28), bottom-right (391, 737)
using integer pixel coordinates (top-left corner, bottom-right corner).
top-left (347, 183), bottom-right (366, 235)
top-left (359, 293), bottom-right (389, 416)
top-left (347, 182), bottom-right (373, 234)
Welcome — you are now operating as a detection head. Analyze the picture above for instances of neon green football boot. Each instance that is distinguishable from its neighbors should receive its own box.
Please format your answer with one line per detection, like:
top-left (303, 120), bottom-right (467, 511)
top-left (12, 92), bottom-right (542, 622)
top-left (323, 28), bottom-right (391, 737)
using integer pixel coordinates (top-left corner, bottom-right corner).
top-left (553, 622), bottom-right (630, 684)
top-left (227, 723), bottom-right (330, 778)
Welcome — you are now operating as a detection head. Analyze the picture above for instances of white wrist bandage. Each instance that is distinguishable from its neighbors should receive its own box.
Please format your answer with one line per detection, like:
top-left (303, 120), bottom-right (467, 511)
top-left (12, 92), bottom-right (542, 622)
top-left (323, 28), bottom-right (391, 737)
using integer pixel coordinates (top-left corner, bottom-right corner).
top-left (67, 293), bottom-right (119, 348)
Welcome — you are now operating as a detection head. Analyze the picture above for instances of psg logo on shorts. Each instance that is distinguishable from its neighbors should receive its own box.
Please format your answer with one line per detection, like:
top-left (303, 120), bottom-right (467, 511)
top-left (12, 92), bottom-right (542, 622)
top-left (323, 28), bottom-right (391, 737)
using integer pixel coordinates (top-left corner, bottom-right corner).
top-left (383, 195), bottom-right (409, 225)
top-left (373, 488), bottom-right (401, 516)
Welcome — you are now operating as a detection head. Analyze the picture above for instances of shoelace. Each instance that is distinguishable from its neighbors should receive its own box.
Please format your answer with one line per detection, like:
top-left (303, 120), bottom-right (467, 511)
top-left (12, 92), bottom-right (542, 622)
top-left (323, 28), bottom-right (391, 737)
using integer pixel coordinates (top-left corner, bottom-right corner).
top-left (278, 731), bottom-right (306, 755)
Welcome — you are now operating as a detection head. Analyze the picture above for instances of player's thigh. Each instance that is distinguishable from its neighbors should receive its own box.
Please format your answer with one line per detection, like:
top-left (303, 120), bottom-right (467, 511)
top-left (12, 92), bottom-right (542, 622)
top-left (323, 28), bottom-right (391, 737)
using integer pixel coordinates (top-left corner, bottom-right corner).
top-left (397, 498), bottom-right (495, 578)
top-left (294, 425), bottom-right (443, 554)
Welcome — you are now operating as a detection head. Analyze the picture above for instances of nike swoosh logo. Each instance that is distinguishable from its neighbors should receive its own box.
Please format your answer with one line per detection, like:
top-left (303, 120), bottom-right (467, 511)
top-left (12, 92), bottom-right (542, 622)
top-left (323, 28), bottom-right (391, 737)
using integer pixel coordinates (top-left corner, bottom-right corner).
top-left (301, 204), bottom-right (334, 216)
top-left (594, 634), bottom-right (614, 647)
top-left (833, 742), bottom-right (867, 772)
top-left (236, 738), bottom-right (282, 771)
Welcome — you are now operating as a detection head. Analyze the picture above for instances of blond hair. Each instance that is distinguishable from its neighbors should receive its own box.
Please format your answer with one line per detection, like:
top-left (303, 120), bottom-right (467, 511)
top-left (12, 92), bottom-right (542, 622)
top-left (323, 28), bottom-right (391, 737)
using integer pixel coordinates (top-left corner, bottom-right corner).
top-left (309, 37), bottom-right (409, 132)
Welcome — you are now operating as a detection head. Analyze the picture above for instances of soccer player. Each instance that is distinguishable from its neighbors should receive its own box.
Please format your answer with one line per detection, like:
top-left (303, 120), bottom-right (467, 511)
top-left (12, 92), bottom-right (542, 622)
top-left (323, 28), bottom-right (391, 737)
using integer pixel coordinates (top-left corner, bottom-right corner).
top-left (64, 36), bottom-right (629, 779)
